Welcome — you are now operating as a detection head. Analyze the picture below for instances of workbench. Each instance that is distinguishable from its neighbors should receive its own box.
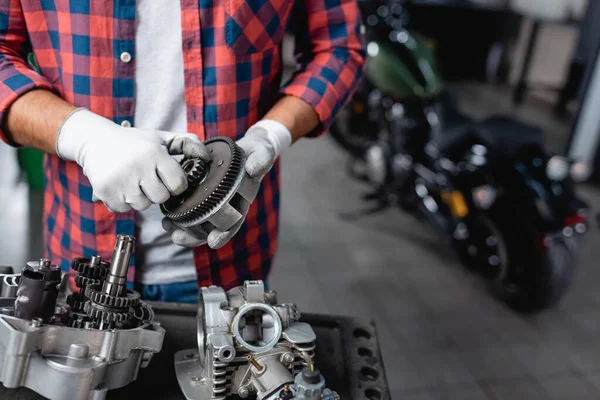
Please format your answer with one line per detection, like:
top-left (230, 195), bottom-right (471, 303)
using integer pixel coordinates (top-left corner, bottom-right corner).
top-left (0, 302), bottom-right (391, 400)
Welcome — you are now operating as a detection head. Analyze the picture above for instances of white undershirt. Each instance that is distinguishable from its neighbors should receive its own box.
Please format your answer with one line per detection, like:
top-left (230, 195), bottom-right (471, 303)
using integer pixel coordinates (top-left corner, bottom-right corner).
top-left (133, 0), bottom-right (197, 284)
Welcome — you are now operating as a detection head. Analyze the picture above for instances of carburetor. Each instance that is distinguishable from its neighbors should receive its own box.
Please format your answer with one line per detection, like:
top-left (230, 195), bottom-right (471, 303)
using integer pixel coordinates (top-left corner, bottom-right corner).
top-left (174, 280), bottom-right (339, 400)
top-left (0, 235), bottom-right (165, 400)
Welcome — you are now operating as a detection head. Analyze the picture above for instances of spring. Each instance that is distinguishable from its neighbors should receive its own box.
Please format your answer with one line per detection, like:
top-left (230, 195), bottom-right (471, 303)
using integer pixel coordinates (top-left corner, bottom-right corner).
top-left (292, 341), bottom-right (316, 372)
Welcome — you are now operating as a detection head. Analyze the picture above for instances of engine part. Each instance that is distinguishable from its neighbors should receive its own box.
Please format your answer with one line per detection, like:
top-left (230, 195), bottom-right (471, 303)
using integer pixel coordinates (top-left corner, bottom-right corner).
top-left (0, 272), bottom-right (19, 298)
top-left (174, 280), bottom-right (338, 400)
top-left (16, 258), bottom-right (62, 322)
top-left (0, 235), bottom-right (165, 400)
top-left (83, 235), bottom-right (141, 330)
top-left (160, 137), bottom-right (255, 241)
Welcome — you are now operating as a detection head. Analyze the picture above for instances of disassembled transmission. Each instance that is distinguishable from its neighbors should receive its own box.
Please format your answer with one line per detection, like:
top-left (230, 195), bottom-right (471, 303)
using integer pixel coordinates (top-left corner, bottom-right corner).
top-left (174, 280), bottom-right (339, 400)
top-left (0, 235), bottom-right (165, 400)
top-left (160, 136), bottom-right (255, 241)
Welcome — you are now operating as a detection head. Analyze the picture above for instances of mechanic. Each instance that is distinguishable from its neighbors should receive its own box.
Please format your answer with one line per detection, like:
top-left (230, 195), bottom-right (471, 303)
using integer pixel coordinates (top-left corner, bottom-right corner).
top-left (0, 1), bottom-right (365, 303)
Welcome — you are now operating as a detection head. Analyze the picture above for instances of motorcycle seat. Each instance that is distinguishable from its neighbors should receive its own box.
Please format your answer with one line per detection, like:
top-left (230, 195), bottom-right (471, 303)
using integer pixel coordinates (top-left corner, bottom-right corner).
top-left (436, 115), bottom-right (545, 158)
top-left (474, 116), bottom-right (545, 157)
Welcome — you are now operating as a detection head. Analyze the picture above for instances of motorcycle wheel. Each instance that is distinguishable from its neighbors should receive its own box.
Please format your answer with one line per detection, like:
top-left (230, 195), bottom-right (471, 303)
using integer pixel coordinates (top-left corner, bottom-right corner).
top-left (461, 201), bottom-right (575, 313)
top-left (329, 103), bottom-right (380, 158)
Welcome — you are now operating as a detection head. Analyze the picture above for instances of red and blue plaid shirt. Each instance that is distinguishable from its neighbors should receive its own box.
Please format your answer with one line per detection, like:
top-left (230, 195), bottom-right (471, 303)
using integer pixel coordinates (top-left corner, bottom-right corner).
top-left (0, 0), bottom-right (364, 289)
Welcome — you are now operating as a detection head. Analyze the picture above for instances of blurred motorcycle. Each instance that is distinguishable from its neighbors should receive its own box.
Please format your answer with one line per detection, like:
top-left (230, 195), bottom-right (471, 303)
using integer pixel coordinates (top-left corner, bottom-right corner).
top-left (330, 0), bottom-right (590, 312)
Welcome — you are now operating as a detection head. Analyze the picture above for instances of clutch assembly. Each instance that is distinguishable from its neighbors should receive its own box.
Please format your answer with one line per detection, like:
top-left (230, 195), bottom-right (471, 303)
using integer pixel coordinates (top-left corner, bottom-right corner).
top-left (174, 280), bottom-right (339, 400)
top-left (160, 136), bottom-right (255, 240)
top-left (0, 235), bottom-right (165, 400)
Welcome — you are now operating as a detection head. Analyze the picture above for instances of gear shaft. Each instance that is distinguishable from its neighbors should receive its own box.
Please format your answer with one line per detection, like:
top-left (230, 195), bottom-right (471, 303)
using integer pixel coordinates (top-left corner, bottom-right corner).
top-left (82, 235), bottom-right (141, 330)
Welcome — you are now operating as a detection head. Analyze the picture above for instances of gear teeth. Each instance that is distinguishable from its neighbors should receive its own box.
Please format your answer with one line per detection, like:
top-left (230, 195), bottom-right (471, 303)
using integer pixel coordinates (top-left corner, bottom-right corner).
top-left (66, 293), bottom-right (85, 311)
top-left (71, 257), bottom-right (109, 278)
top-left (74, 275), bottom-right (101, 289)
top-left (83, 302), bottom-right (132, 323)
top-left (160, 137), bottom-right (244, 224)
top-left (62, 311), bottom-right (91, 328)
top-left (85, 285), bottom-right (141, 309)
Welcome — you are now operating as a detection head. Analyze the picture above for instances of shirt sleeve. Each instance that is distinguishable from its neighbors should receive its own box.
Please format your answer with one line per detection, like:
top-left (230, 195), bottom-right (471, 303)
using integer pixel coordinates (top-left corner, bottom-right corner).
top-left (280, 0), bottom-right (366, 137)
top-left (0, 0), bottom-right (55, 146)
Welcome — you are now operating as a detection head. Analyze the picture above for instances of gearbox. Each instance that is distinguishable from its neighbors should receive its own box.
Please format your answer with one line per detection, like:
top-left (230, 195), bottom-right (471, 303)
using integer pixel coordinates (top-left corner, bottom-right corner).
top-left (174, 280), bottom-right (339, 400)
top-left (160, 136), bottom-right (255, 240)
top-left (0, 235), bottom-right (165, 400)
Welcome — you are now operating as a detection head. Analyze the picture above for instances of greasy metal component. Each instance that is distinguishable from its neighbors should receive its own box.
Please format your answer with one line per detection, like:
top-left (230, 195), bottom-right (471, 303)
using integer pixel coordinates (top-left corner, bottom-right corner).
top-left (66, 292), bottom-right (85, 310)
top-left (174, 280), bottom-right (325, 400)
top-left (84, 235), bottom-right (140, 330)
top-left (0, 307), bottom-right (165, 400)
top-left (14, 268), bottom-right (45, 321)
top-left (160, 137), bottom-right (255, 240)
top-left (83, 301), bottom-right (133, 323)
top-left (61, 310), bottom-right (91, 328)
top-left (103, 235), bottom-right (134, 297)
top-left (85, 284), bottom-right (141, 308)
top-left (181, 157), bottom-right (210, 187)
top-left (0, 235), bottom-right (165, 400)
top-left (74, 274), bottom-right (101, 289)
top-left (0, 273), bottom-right (19, 298)
top-left (15, 258), bottom-right (62, 321)
top-left (71, 255), bottom-right (109, 279)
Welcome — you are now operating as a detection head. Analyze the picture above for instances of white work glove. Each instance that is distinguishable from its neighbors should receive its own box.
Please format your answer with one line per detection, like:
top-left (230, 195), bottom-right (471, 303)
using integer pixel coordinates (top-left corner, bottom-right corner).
top-left (163, 119), bottom-right (292, 249)
top-left (56, 108), bottom-right (209, 213)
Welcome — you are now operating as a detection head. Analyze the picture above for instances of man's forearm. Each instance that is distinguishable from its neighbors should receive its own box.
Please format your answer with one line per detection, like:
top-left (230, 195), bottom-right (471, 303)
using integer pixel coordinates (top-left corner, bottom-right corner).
top-left (3, 89), bottom-right (77, 154)
top-left (262, 95), bottom-right (319, 142)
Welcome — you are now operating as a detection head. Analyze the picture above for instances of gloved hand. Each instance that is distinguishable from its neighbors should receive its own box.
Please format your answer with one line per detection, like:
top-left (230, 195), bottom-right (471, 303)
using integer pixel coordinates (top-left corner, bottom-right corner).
top-left (56, 108), bottom-right (209, 213)
top-left (163, 119), bottom-right (292, 249)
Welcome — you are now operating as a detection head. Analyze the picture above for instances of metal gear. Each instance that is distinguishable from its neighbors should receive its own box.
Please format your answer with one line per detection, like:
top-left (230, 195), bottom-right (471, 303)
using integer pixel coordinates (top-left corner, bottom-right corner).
top-left (83, 301), bottom-right (133, 323)
top-left (74, 274), bottom-right (101, 289)
top-left (84, 285), bottom-right (140, 309)
top-left (66, 292), bottom-right (85, 311)
top-left (62, 310), bottom-right (91, 328)
top-left (71, 256), bottom-right (109, 279)
top-left (181, 157), bottom-right (210, 187)
top-left (160, 137), bottom-right (244, 224)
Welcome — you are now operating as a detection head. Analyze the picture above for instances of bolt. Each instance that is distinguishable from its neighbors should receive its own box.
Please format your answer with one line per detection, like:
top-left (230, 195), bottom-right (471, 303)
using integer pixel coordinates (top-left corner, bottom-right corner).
top-left (281, 352), bottom-right (295, 365)
top-left (217, 160), bottom-right (224, 166)
top-left (29, 318), bottom-right (43, 328)
top-left (92, 355), bottom-right (105, 363)
top-left (238, 386), bottom-right (250, 398)
top-left (191, 376), bottom-right (201, 382)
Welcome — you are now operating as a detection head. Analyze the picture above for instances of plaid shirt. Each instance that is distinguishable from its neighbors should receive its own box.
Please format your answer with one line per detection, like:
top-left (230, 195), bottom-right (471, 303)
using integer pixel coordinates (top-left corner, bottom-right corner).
top-left (0, 0), bottom-right (364, 289)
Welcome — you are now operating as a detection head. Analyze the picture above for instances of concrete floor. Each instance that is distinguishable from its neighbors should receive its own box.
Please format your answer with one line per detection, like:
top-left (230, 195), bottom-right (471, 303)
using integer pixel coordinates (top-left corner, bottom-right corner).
top-left (2, 84), bottom-right (600, 400)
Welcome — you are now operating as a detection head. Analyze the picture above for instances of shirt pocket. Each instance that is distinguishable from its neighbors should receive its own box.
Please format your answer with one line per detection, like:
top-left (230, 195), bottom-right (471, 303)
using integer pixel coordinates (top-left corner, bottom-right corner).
top-left (224, 0), bottom-right (293, 54)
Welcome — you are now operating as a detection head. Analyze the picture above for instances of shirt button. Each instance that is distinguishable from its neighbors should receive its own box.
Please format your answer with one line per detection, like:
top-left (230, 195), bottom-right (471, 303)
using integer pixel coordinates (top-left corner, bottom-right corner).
top-left (121, 120), bottom-right (132, 128)
top-left (120, 52), bottom-right (132, 63)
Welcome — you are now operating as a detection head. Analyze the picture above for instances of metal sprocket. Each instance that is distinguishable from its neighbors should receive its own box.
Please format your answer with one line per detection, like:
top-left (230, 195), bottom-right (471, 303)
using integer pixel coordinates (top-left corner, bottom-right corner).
top-left (71, 257), bottom-right (109, 278)
top-left (84, 285), bottom-right (141, 309)
top-left (83, 302), bottom-right (133, 323)
top-left (160, 137), bottom-right (244, 224)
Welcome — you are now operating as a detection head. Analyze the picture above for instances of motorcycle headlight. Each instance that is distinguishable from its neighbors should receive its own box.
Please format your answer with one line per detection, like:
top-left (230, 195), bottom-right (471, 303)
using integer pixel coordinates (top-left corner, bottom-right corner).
top-left (546, 156), bottom-right (570, 181)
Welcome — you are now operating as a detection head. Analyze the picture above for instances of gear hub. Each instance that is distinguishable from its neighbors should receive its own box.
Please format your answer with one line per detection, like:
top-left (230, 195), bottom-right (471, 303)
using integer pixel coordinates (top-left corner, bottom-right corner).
top-left (160, 136), bottom-right (254, 241)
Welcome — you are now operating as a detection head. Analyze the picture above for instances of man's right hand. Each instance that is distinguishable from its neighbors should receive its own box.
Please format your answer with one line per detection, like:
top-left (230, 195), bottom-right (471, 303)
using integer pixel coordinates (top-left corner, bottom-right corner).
top-left (56, 109), bottom-right (209, 213)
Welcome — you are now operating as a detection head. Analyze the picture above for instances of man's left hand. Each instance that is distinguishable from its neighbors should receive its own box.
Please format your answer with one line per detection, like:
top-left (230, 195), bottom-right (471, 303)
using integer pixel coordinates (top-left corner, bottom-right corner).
top-left (163, 119), bottom-right (292, 249)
